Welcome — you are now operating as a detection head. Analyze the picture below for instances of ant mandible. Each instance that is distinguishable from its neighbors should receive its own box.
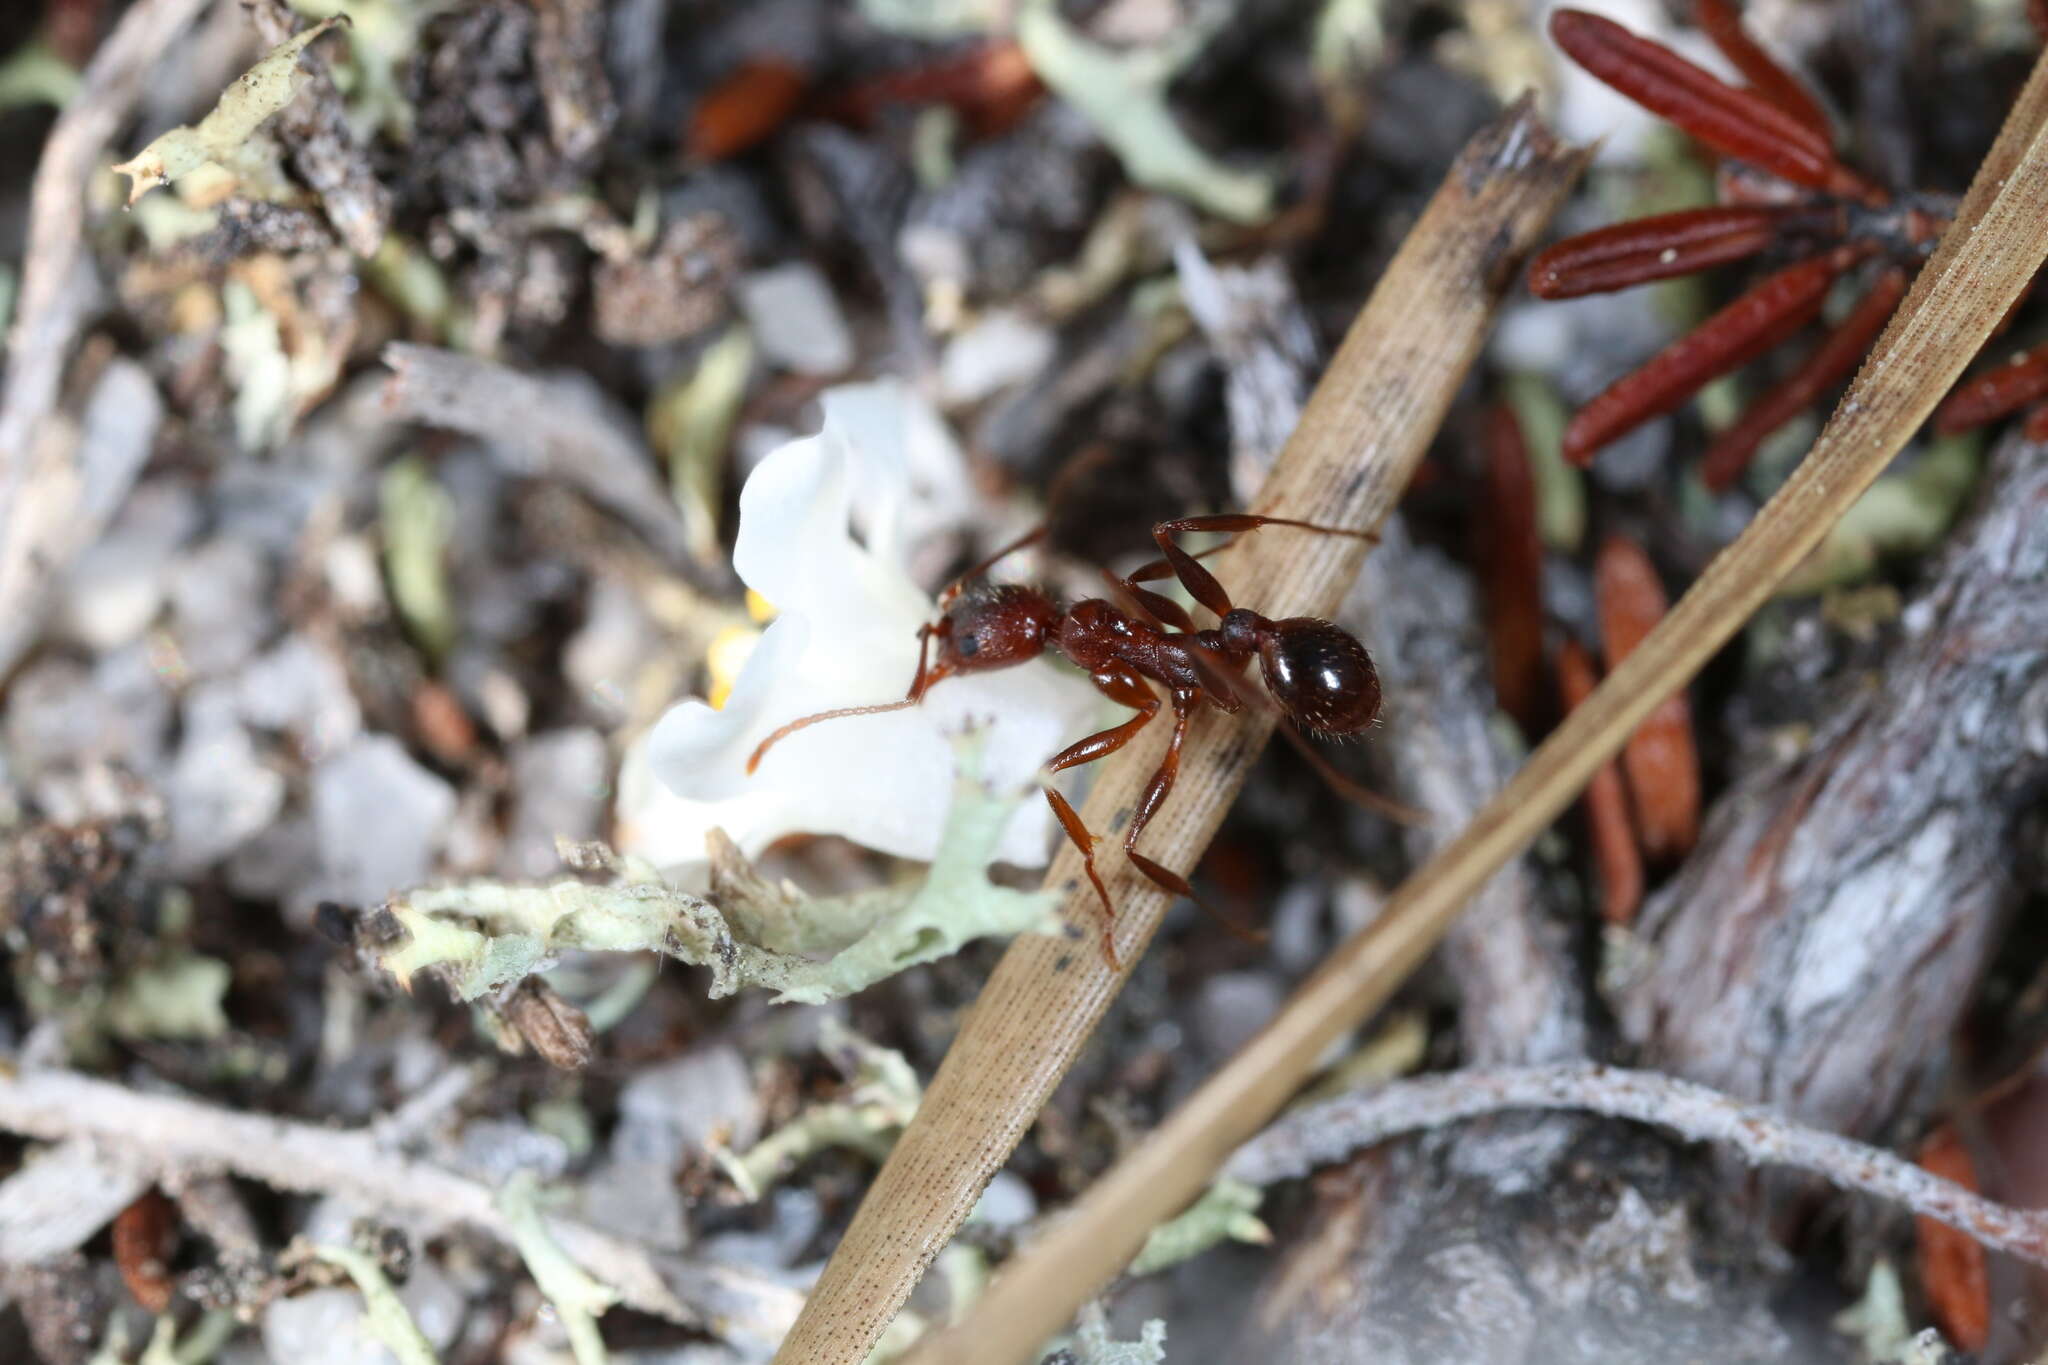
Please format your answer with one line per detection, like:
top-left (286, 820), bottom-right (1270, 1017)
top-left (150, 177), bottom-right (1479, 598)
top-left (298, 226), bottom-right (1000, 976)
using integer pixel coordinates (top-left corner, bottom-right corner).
top-left (746, 514), bottom-right (1385, 967)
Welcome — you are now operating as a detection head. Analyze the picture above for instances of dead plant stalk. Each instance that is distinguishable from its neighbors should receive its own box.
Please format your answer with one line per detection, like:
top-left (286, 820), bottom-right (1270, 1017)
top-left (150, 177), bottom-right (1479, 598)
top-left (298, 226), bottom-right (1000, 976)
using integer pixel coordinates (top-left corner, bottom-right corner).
top-left (903, 43), bottom-right (2048, 1365)
top-left (771, 97), bottom-right (1590, 1364)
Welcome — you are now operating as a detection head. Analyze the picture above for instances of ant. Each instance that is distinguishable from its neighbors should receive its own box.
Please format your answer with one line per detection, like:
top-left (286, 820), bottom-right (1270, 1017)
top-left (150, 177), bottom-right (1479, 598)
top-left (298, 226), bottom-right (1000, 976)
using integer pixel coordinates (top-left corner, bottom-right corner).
top-left (747, 514), bottom-right (1392, 967)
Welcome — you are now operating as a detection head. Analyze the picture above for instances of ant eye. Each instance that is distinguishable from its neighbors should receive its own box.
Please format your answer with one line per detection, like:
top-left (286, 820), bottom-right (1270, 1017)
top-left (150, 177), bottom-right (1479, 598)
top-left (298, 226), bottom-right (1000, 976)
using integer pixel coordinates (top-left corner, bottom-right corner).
top-left (957, 634), bottom-right (980, 657)
top-left (1259, 619), bottom-right (1380, 736)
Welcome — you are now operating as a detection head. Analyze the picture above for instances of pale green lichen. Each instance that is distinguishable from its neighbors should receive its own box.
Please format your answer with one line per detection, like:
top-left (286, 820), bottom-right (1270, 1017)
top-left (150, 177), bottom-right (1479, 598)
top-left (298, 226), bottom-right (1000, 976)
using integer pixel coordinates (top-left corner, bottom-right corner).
top-left (1832, 1257), bottom-right (1915, 1365)
top-left (113, 1310), bottom-right (236, 1365)
top-left (377, 733), bottom-right (1059, 1007)
top-left (220, 280), bottom-right (294, 452)
top-left (105, 951), bottom-right (231, 1042)
top-left (1016, 0), bottom-right (1273, 224)
top-left (499, 1173), bottom-right (619, 1365)
top-left (1045, 1303), bottom-right (1168, 1364)
top-left (379, 454), bottom-right (458, 662)
top-left (288, 0), bottom-right (442, 140)
top-left (1500, 372), bottom-right (1585, 553)
top-left (112, 17), bottom-right (347, 206)
top-left (1311, 0), bottom-right (1384, 130)
top-left (648, 325), bottom-right (754, 573)
top-left (0, 42), bottom-right (81, 113)
top-left (130, 195), bottom-right (223, 252)
top-left (1128, 1178), bottom-right (1269, 1276)
top-left (362, 235), bottom-right (456, 338)
top-left (310, 1246), bottom-right (441, 1365)
top-left (715, 1022), bottom-right (921, 1199)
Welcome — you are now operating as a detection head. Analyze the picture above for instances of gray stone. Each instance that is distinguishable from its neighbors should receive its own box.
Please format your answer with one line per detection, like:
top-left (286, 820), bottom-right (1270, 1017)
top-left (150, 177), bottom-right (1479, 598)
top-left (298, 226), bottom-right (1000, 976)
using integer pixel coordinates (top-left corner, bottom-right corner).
top-left (501, 729), bottom-right (610, 880)
top-left (737, 263), bottom-right (853, 376)
top-left (310, 736), bottom-right (457, 906)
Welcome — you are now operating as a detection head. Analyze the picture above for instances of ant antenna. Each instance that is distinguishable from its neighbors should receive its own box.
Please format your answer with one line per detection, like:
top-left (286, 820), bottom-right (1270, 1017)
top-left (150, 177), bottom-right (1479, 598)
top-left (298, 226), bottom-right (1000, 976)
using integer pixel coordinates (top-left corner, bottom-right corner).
top-left (747, 628), bottom-right (956, 774)
top-left (746, 696), bottom-right (927, 774)
top-left (936, 443), bottom-right (1116, 607)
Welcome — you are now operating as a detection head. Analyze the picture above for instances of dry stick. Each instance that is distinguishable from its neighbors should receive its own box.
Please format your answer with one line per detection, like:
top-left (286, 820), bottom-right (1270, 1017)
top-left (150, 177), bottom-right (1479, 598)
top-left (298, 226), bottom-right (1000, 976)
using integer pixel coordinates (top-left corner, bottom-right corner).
top-left (0, 1067), bottom-right (805, 1352)
top-left (0, 0), bottom-right (210, 471)
top-left (771, 97), bottom-right (1590, 1365)
top-left (905, 48), bottom-right (2048, 1365)
top-left (1220, 1064), bottom-right (2048, 1264)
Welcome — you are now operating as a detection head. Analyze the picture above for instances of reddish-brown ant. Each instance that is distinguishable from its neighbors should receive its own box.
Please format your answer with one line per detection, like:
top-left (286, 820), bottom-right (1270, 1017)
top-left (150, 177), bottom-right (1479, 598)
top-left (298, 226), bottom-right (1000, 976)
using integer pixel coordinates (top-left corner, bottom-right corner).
top-left (747, 514), bottom-right (1389, 966)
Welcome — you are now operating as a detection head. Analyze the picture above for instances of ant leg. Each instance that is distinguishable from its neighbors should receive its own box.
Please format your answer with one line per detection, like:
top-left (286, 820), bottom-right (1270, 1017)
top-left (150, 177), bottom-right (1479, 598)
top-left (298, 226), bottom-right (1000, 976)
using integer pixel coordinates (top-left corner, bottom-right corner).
top-left (1044, 788), bottom-right (1116, 968)
top-left (1043, 665), bottom-right (1161, 968)
top-left (1147, 513), bottom-right (1381, 618)
top-left (1123, 536), bottom-right (1232, 588)
top-left (1100, 566), bottom-right (1196, 633)
top-left (1275, 717), bottom-right (1430, 826)
top-left (1122, 692), bottom-right (1267, 945)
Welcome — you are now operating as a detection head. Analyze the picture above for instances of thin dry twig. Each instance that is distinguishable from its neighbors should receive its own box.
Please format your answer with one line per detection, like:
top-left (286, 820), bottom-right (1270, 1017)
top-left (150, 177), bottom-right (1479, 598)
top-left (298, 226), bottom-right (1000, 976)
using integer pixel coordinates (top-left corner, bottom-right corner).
top-left (904, 43), bottom-right (2048, 1365)
top-left (0, 1067), bottom-right (804, 1351)
top-left (774, 97), bottom-right (1590, 1365)
top-left (0, 0), bottom-right (209, 472)
top-left (1223, 1064), bottom-right (2048, 1267)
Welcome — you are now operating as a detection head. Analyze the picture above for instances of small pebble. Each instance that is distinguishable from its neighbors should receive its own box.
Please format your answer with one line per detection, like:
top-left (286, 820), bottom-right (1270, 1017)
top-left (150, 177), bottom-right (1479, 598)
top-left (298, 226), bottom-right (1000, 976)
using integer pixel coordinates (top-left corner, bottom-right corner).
top-left (737, 263), bottom-right (854, 375)
top-left (310, 736), bottom-right (458, 906)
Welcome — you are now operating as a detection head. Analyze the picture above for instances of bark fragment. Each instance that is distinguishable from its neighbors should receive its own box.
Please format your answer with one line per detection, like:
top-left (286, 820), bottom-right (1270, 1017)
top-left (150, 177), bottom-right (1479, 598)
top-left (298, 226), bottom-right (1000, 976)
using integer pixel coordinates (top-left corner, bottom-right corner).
top-left (1620, 432), bottom-right (2048, 1152)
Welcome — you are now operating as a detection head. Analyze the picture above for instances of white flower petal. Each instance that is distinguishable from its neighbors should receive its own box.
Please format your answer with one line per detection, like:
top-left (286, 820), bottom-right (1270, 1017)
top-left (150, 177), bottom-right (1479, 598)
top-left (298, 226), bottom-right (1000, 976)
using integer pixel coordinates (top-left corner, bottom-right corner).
top-left (820, 379), bottom-right (976, 559)
top-left (631, 383), bottom-right (1103, 871)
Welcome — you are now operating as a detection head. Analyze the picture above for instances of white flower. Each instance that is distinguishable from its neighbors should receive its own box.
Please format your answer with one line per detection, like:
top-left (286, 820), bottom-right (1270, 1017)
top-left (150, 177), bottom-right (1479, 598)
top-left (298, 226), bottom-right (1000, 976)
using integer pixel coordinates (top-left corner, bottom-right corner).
top-left (618, 381), bottom-right (1103, 871)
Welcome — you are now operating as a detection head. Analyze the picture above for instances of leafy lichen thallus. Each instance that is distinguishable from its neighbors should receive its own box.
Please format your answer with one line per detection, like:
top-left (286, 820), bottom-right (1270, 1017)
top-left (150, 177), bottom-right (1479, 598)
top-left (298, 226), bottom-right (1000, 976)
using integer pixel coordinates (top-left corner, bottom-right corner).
top-left (747, 514), bottom-right (1390, 967)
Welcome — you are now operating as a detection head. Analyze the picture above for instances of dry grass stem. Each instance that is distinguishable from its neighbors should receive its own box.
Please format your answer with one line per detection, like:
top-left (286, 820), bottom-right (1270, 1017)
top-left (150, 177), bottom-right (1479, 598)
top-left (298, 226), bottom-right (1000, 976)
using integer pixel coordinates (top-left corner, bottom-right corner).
top-left (773, 97), bottom-right (1589, 1365)
top-left (903, 44), bottom-right (2048, 1365)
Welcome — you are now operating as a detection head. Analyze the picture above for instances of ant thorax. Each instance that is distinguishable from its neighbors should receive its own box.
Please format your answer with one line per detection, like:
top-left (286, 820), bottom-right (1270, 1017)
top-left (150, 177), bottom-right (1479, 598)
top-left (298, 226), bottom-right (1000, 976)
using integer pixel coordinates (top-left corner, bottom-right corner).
top-left (1052, 599), bottom-right (1140, 674)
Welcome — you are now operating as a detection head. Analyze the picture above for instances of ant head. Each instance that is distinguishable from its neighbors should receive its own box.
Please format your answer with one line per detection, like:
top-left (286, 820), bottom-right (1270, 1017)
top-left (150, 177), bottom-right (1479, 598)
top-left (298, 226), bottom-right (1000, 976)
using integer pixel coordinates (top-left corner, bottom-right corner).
top-left (930, 582), bottom-right (1058, 677)
top-left (1257, 617), bottom-right (1381, 736)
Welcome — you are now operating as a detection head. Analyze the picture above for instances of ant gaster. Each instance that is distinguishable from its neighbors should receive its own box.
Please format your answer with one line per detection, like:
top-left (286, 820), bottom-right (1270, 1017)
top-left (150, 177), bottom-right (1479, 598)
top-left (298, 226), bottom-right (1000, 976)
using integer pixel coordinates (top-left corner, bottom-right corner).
top-left (747, 514), bottom-right (1385, 967)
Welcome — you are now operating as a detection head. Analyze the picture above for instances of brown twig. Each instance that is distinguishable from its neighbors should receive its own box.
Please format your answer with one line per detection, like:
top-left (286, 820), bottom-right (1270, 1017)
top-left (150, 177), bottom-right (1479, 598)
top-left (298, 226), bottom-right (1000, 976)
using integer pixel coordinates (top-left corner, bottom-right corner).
top-left (772, 97), bottom-right (1590, 1365)
top-left (905, 42), bottom-right (2048, 1365)
top-left (0, 1067), bottom-right (803, 1351)
top-left (1221, 1064), bottom-right (2048, 1269)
